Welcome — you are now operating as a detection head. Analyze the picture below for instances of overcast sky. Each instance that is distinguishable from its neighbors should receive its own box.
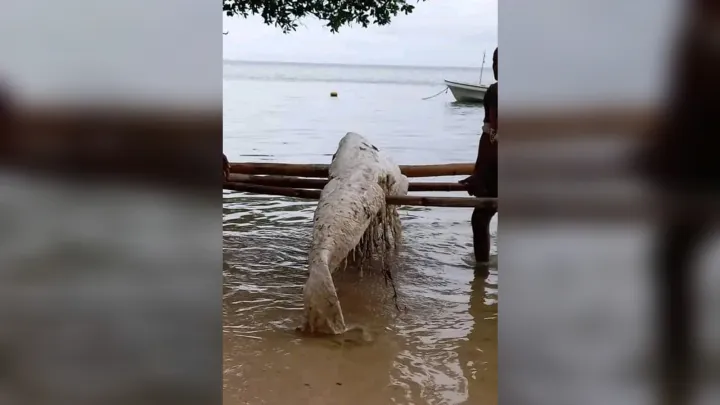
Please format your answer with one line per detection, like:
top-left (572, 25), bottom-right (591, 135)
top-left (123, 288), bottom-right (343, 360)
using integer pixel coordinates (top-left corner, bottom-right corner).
top-left (222, 0), bottom-right (497, 68)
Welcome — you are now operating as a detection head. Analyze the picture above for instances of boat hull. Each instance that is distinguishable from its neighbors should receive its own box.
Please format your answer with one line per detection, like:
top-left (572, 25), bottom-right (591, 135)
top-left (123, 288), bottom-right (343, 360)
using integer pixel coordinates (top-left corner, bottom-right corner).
top-left (445, 80), bottom-right (488, 103)
top-left (302, 132), bottom-right (408, 335)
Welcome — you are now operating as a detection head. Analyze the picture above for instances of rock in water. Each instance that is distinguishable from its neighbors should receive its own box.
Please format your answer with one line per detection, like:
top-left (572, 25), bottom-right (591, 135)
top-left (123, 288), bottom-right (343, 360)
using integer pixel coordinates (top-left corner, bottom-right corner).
top-left (302, 133), bottom-right (408, 335)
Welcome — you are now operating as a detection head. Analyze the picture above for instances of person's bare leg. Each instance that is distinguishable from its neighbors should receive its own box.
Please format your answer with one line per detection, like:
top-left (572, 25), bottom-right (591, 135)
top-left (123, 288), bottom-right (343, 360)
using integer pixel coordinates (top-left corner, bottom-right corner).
top-left (471, 208), bottom-right (495, 264)
top-left (655, 214), bottom-right (705, 405)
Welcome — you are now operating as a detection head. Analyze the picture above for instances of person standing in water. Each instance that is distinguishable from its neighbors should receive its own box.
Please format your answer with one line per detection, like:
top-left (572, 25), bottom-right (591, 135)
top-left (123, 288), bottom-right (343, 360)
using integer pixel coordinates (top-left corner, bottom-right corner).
top-left (639, 3), bottom-right (719, 402)
top-left (460, 47), bottom-right (498, 264)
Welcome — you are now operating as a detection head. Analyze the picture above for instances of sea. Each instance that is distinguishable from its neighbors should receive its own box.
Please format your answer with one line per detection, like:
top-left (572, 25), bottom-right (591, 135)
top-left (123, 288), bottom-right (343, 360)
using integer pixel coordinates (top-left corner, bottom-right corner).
top-left (222, 60), bottom-right (498, 405)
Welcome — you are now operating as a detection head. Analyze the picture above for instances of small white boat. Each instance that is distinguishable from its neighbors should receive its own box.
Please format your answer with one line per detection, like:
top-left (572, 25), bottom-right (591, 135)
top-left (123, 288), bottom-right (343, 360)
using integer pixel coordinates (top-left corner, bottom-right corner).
top-left (443, 49), bottom-right (493, 103)
top-left (444, 80), bottom-right (489, 103)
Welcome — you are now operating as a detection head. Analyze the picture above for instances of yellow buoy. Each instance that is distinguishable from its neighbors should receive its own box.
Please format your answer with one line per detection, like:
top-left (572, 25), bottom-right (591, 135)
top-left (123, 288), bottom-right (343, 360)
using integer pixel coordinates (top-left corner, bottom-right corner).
top-left (330, 91), bottom-right (338, 97)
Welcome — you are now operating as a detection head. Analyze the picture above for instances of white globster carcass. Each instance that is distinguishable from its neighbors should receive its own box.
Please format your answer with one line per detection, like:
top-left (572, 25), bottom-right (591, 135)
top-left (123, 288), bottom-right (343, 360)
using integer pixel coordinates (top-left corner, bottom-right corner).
top-left (301, 133), bottom-right (409, 335)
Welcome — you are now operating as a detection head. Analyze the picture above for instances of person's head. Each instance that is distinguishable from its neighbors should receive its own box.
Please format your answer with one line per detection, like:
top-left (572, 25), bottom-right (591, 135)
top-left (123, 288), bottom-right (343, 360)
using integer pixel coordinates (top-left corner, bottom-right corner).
top-left (492, 47), bottom-right (498, 81)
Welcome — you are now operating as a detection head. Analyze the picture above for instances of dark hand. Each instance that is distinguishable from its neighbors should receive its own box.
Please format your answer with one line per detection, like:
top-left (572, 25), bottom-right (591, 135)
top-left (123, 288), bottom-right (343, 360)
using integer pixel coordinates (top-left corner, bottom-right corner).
top-left (223, 154), bottom-right (230, 181)
top-left (459, 175), bottom-right (478, 197)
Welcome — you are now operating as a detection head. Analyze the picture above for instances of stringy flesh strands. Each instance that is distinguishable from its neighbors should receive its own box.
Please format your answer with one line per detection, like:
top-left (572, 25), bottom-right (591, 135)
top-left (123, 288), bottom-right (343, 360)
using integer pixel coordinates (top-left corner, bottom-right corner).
top-left (302, 133), bottom-right (408, 335)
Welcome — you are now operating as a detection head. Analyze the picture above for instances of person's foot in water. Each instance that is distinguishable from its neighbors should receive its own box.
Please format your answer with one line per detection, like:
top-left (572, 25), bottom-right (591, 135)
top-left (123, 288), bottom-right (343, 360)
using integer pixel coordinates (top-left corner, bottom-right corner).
top-left (474, 262), bottom-right (490, 279)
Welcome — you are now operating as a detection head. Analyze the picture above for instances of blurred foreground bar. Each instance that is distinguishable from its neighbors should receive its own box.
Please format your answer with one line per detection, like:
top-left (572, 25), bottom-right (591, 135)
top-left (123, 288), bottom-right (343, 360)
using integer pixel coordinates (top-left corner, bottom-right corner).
top-left (1, 104), bottom-right (221, 192)
top-left (503, 108), bottom-right (720, 222)
top-left (503, 106), bottom-right (659, 222)
top-left (504, 106), bottom-right (658, 140)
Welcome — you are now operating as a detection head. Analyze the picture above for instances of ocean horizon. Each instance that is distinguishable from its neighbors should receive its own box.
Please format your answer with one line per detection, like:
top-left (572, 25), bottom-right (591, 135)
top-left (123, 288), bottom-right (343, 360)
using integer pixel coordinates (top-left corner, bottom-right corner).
top-left (223, 58), bottom-right (485, 71)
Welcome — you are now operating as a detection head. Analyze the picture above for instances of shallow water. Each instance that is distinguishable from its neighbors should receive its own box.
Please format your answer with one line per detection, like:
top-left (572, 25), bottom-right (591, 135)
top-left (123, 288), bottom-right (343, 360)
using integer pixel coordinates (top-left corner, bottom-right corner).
top-left (223, 61), bottom-right (497, 404)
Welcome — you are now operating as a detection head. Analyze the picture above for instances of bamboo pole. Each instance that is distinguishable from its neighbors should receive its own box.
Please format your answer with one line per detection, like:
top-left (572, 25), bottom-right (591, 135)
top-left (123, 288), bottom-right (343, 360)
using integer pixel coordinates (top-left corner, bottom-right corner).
top-left (228, 173), bottom-right (466, 192)
top-left (399, 163), bottom-right (473, 178)
top-left (225, 181), bottom-right (322, 200)
top-left (230, 163), bottom-right (328, 177)
top-left (223, 182), bottom-right (496, 208)
top-left (229, 174), bottom-right (327, 189)
top-left (386, 195), bottom-right (496, 208)
top-left (228, 162), bottom-right (474, 178)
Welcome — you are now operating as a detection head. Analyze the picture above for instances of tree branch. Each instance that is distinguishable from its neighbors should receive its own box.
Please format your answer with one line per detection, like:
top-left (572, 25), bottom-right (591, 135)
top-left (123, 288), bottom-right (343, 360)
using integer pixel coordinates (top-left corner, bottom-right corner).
top-left (223, 0), bottom-right (426, 33)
